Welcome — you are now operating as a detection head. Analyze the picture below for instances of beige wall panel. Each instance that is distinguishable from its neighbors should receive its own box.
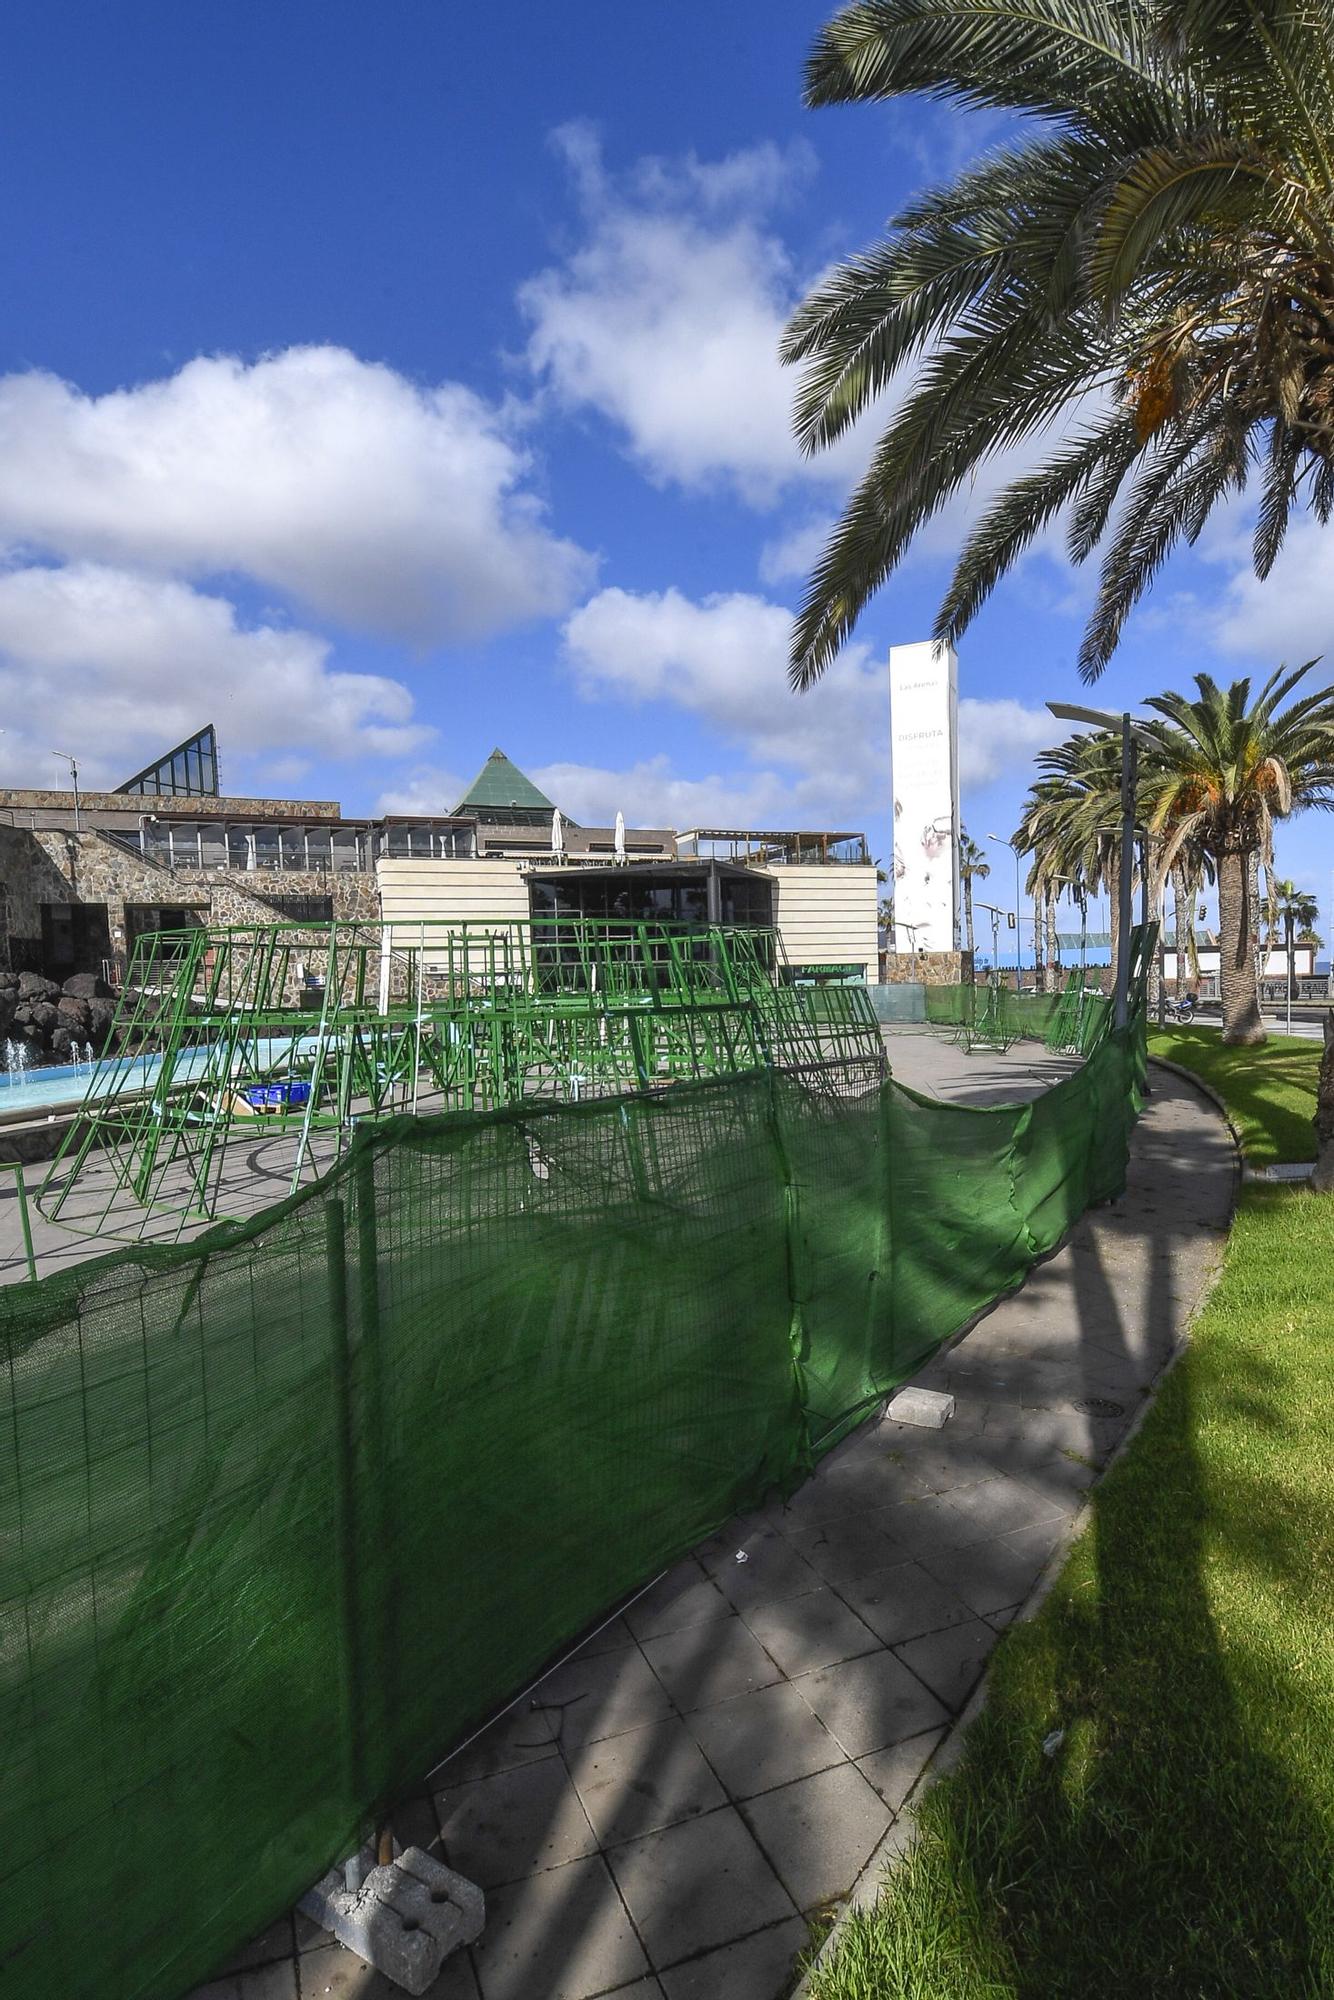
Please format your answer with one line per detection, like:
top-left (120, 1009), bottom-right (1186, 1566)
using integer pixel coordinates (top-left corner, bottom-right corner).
top-left (767, 866), bottom-right (879, 980)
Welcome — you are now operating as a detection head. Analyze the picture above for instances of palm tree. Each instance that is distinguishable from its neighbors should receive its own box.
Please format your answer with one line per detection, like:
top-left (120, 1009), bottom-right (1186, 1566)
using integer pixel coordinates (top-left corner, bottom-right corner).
top-left (1015, 733), bottom-right (1127, 965)
top-left (1170, 849), bottom-right (1212, 994)
top-left (1143, 666), bottom-right (1334, 1043)
top-left (1271, 878), bottom-right (1320, 1001)
top-left (958, 830), bottom-right (989, 963)
top-left (783, 0), bottom-right (1334, 688)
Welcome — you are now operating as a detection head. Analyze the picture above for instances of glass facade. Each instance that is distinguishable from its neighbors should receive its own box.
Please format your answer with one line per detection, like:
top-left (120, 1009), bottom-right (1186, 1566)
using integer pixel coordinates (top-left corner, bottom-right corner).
top-left (117, 726), bottom-right (220, 798)
top-left (528, 866), bottom-right (773, 930)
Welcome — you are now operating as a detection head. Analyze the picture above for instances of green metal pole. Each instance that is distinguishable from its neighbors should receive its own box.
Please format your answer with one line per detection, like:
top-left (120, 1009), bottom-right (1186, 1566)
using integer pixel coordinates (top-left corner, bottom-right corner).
top-left (354, 1144), bottom-right (394, 1769)
top-left (4, 1163), bottom-right (38, 1283)
top-left (325, 1195), bottom-right (366, 1822)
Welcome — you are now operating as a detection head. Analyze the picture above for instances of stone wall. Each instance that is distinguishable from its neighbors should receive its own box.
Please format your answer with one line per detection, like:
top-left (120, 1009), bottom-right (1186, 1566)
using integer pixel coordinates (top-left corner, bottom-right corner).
top-left (0, 826), bottom-right (379, 982)
top-left (879, 949), bottom-right (973, 984)
top-left (0, 786), bottom-right (341, 819)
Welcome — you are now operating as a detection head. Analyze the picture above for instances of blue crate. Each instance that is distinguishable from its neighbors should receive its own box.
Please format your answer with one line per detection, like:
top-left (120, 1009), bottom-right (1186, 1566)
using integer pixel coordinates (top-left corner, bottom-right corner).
top-left (241, 1080), bottom-right (312, 1111)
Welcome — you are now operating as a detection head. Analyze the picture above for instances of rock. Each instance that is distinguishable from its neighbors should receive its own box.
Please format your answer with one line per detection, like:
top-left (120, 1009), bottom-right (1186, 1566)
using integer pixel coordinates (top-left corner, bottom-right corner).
top-left (17, 971), bottom-right (60, 1002)
top-left (57, 996), bottom-right (92, 1030)
top-left (11, 1003), bottom-right (33, 1029)
top-left (62, 971), bottom-right (113, 1000)
top-left (0, 991), bottom-right (14, 1038)
top-left (49, 1026), bottom-right (74, 1060)
top-left (87, 997), bottom-right (117, 1039)
top-left (28, 1001), bottom-right (59, 1035)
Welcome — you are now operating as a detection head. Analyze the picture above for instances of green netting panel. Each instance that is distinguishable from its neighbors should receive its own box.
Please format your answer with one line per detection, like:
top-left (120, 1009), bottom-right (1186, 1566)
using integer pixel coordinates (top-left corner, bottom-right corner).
top-left (1, 1024), bottom-right (1144, 2000)
top-left (922, 983), bottom-right (1110, 1057)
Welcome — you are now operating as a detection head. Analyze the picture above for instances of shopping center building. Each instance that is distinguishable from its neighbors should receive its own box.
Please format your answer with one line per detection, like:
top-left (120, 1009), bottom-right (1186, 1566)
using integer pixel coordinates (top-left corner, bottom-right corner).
top-left (0, 730), bottom-right (879, 986)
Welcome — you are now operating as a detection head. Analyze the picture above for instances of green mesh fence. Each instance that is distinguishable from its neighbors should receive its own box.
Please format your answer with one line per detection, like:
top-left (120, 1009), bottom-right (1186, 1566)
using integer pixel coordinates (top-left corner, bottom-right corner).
top-left (1, 1021), bottom-right (1143, 2000)
top-left (923, 982), bottom-right (1110, 1057)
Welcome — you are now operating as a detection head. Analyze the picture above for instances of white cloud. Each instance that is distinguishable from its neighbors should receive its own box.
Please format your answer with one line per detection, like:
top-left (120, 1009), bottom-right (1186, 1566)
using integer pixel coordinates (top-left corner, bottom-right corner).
top-left (374, 766), bottom-right (470, 817)
top-left (956, 698), bottom-right (1055, 786)
top-left (0, 563), bottom-right (431, 790)
top-left (531, 756), bottom-right (802, 830)
top-left (561, 584), bottom-right (1050, 825)
top-left (1200, 515), bottom-right (1334, 665)
top-left (0, 347), bottom-right (594, 644)
top-left (521, 127), bottom-right (870, 506)
top-left (757, 514), bottom-right (839, 586)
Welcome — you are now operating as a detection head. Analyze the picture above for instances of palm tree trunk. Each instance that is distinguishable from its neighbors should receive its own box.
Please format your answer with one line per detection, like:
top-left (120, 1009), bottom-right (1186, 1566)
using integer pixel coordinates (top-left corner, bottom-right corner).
top-left (1046, 886), bottom-right (1058, 983)
top-left (964, 876), bottom-right (975, 958)
top-left (1219, 846), bottom-right (1266, 1045)
top-left (1287, 916), bottom-right (1297, 1004)
top-left (1313, 1013), bottom-right (1334, 1191)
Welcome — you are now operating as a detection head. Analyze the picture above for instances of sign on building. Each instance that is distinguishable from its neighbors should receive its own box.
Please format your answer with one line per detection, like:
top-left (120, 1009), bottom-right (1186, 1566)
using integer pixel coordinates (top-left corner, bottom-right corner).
top-left (889, 640), bottom-right (959, 953)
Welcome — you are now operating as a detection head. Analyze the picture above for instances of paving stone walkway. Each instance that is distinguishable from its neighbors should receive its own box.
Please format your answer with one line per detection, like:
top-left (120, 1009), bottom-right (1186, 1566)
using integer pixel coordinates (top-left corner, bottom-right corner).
top-left (191, 1051), bottom-right (1235, 2000)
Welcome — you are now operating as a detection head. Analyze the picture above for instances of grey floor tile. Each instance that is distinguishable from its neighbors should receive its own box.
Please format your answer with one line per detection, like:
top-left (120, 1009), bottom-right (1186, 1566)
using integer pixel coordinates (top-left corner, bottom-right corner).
top-left (835, 1557), bottom-right (976, 1647)
top-left (778, 1514), bottom-right (905, 1586)
top-left (572, 1614), bottom-right (638, 1658)
top-left (873, 1494), bottom-right (981, 1559)
top-left (685, 1678), bottom-right (845, 1800)
top-left (435, 1755), bottom-right (598, 1887)
top-left (658, 1917), bottom-right (809, 1999)
top-left (473, 1854), bottom-right (650, 2000)
top-left (795, 1650), bottom-right (949, 1759)
top-left (624, 1562), bottom-right (731, 1642)
top-left (740, 1586), bottom-right (880, 1678)
top-left (741, 1764), bottom-right (891, 1912)
top-left (217, 1913), bottom-right (294, 1974)
top-left (693, 1522), bottom-right (780, 1575)
top-left (712, 1537), bottom-right (824, 1612)
top-left (856, 1728), bottom-right (944, 1811)
top-left (439, 1702), bottom-right (563, 1784)
top-left (917, 1522), bottom-right (1059, 1617)
top-left (771, 1455), bottom-right (918, 1527)
top-left (532, 1642), bottom-right (676, 1747)
top-left (607, 1806), bottom-right (794, 1967)
top-left (941, 1478), bottom-right (1065, 1543)
top-left (893, 1616), bottom-right (996, 1711)
top-left (293, 1938), bottom-right (478, 1997)
top-left (641, 1614), bottom-right (783, 1712)
top-left (190, 1962), bottom-right (296, 2000)
top-left (566, 1715), bottom-right (727, 1846)
top-left (388, 1790), bottom-right (443, 1855)
top-left (884, 1444), bottom-right (1004, 1495)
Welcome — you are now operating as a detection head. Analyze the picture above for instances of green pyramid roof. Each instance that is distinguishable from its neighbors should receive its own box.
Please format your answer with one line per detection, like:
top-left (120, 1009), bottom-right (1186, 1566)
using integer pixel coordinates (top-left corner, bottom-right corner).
top-left (454, 748), bottom-right (556, 815)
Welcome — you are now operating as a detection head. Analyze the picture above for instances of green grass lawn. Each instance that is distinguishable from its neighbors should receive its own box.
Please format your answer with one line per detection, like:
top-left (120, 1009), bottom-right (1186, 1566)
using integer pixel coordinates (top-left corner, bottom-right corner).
top-left (807, 1123), bottom-right (1334, 1996)
top-left (1147, 1024), bottom-right (1320, 1166)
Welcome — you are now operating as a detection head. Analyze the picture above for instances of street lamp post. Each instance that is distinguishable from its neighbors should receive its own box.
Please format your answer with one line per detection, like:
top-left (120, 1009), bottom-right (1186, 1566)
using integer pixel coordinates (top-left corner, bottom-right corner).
top-left (987, 833), bottom-right (1024, 986)
top-left (52, 749), bottom-right (81, 833)
top-left (1047, 702), bottom-right (1159, 1033)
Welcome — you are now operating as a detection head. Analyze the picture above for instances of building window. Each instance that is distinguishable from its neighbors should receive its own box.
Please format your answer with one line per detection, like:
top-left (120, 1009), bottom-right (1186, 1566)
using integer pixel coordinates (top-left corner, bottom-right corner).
top-left (262, 895), bottom-right (335, 923)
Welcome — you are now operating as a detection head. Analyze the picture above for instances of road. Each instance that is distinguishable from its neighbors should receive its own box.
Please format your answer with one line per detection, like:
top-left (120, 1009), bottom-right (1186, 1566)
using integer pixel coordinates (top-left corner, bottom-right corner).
top-left (1164, 1007), bottom-right (1327, 1041)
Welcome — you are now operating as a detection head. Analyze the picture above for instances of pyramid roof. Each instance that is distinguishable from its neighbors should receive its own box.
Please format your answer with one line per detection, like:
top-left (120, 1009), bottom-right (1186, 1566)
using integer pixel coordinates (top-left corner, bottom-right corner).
top-left (454, 748), bottom-right (556, 815)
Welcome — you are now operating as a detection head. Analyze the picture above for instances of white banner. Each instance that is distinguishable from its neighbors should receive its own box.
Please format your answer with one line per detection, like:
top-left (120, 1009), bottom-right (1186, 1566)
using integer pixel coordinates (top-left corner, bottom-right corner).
top-left (889, 640), bottom-right (959, 953)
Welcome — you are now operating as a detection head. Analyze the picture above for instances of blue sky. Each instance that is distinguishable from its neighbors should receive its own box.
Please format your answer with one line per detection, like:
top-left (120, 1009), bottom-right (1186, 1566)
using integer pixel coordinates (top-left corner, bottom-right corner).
top-left (2, 1), bottom-right (1332, 946)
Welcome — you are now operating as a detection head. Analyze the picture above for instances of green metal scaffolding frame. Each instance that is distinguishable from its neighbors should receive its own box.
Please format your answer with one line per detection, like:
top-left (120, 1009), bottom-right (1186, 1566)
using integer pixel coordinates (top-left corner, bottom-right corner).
top-left (38, 916), bottom-right (886, 1242)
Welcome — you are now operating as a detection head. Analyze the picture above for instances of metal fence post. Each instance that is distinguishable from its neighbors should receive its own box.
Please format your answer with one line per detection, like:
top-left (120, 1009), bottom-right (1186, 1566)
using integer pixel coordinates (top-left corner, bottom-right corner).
top-left (324, 1196), bottom-right (365, 1823)
top-left (765, 1069), bottom-right (812, 1468)
top-left (353, 1144), bottom-right (394, 1773)
top-left (2, 1163), bottom-right (38, 1283)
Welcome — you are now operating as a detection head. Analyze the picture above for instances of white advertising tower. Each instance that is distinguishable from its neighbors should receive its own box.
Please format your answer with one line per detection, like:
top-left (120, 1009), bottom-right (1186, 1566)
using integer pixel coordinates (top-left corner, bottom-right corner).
top-left (888, 641), bottom-right (960, 954)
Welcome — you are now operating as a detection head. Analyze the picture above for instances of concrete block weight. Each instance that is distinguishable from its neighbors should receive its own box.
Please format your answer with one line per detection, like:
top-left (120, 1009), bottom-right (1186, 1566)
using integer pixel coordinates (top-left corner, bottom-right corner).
top-left (886, 1387), bottom-right (955, 1430)
top-left (299, 1845), bottom-right (484, 1995)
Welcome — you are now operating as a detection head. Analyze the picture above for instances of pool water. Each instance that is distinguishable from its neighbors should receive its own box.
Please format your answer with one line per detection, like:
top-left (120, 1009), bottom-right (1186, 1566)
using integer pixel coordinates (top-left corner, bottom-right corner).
top-left (0, 1036), bottom-right (322, 1119)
